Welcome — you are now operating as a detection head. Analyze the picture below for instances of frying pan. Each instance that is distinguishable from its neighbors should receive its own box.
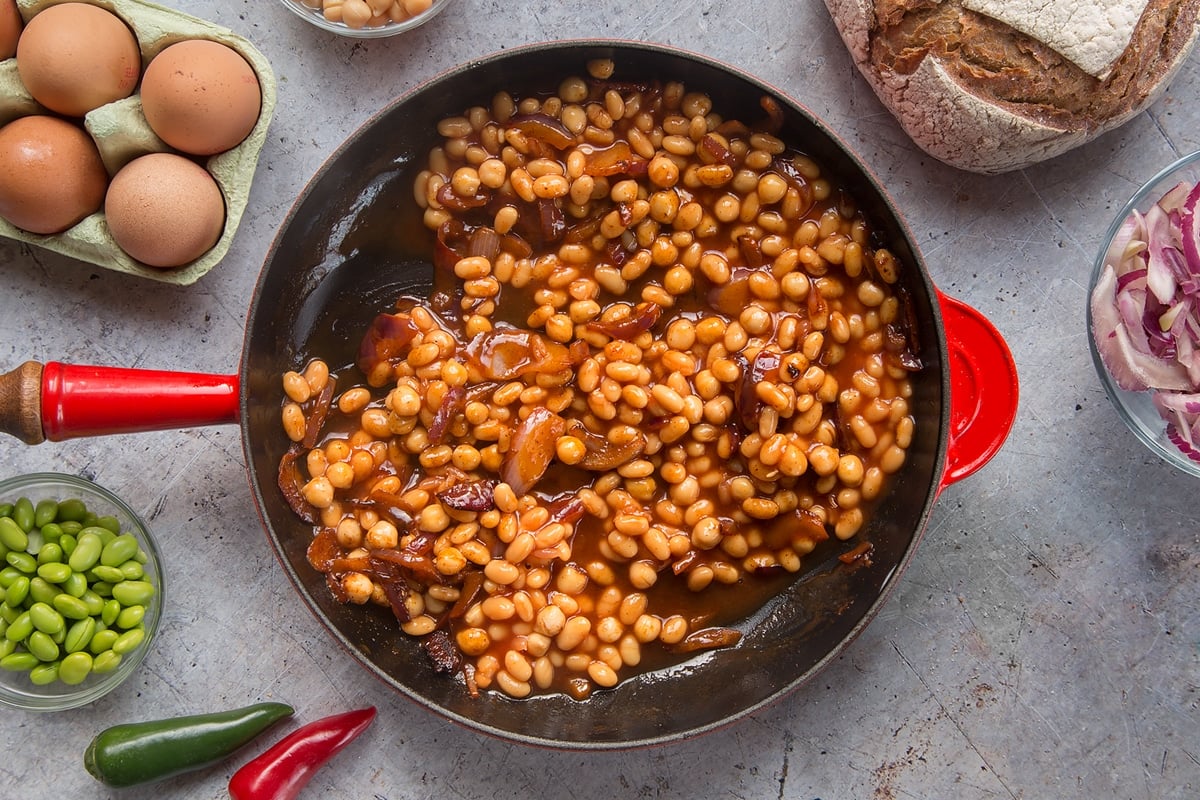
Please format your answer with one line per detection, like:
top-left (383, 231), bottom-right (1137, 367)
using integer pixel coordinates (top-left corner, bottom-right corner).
top-left (0, 41), bottom-right (1019, 748)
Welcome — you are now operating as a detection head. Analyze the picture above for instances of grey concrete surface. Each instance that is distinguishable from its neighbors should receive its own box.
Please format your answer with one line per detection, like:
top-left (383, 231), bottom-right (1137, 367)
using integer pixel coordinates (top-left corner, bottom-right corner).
top-left (2, 1), bottom-right (1198, 797)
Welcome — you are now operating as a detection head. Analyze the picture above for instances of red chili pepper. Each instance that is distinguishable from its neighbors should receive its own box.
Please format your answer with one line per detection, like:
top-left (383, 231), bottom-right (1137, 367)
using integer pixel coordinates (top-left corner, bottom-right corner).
top-left (227, 706), bottom-right (377, 800)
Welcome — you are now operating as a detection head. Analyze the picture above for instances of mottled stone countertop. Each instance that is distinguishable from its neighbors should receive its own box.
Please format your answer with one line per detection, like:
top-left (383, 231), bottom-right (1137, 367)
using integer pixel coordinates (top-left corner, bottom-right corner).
top-left (2, 1), bottom-right (1197, 797)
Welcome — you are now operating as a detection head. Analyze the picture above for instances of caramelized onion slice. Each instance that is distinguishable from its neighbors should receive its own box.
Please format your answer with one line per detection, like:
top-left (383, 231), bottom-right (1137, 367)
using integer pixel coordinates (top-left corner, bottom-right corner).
top-left (280, 446), bottom-right (318, 525)
top-left (668, 626), bottom-right (742, 653)
top-left (580, 141), bottom-right (649, 177)
top-left (566, 419), bottom-right (646, 471)
top-left (508, 113), bottom-right (575, 150)
top-left (437, 479), bottom-right (498, 512)
top-left (356, 312), bottom-right (418, 378)
top-left (586, 301), bottom-right (662, 340)
top-left (502, 407), bottom-right (567, 495)
top-left (427, 384), bottom-right (466, 445)
top-left (464, 327), bottom-right (573, 381)
top-left (734, 349), bottom-right (780, 432)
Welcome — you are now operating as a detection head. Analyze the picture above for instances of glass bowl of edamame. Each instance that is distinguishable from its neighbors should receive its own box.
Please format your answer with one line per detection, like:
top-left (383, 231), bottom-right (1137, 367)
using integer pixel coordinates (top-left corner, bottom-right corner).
top-left (0, 473), bottom-right (163, 712)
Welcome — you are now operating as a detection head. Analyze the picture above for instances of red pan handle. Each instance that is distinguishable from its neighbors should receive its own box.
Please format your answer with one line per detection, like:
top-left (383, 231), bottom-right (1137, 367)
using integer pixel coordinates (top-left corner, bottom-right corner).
top-left (3, 306), bottom-right (1017, 473)
top-left (0, 361), bottom-right (239, 444)
top-left (937, 292), bottom-right (1019, 491)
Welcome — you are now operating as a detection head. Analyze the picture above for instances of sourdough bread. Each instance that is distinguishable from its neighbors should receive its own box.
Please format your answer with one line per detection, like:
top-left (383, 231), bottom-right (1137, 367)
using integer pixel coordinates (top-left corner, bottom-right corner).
top-left (824, 0), bottom-right (1200, 173)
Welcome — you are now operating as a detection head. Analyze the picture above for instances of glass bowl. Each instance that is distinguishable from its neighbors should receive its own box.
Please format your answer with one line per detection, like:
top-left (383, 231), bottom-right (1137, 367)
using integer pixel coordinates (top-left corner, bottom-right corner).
top-left (1087, 150), bottom-right (1200, 478)
top-left (0, 473), bottom-right (163, 711)
top-left (276, 0), bottom-right (453, 38)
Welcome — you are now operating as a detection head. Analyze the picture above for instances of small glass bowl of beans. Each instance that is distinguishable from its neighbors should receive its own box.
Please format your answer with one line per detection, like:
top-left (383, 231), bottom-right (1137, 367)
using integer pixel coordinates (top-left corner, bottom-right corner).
top-left (277, 0), bottom-right (452, 37)
top-left (0, 473), bottom-right (163, 712)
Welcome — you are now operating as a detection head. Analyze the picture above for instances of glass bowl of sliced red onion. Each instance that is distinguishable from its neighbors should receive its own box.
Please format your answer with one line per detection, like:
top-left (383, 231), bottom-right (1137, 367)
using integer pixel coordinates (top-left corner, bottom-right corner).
top-left (1088, 150), bottom-right (1200, 477)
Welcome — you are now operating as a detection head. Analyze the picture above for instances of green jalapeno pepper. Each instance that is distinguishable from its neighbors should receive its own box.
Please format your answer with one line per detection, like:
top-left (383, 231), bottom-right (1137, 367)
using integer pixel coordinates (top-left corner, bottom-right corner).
top-left (84, 701), bottom-right (294, 787)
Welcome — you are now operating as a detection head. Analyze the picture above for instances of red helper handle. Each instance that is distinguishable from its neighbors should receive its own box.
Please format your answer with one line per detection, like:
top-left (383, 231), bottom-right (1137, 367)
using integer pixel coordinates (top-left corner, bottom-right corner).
top-left (0, 361), bottom-right (239, 444)
top-left (936, 292), bottom-right (1019, 491)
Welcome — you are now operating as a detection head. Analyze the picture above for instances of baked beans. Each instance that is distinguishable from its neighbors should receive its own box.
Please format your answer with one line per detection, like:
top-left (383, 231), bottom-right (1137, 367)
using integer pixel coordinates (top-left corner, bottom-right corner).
top-left (280, 62), bottom-right (922, 700)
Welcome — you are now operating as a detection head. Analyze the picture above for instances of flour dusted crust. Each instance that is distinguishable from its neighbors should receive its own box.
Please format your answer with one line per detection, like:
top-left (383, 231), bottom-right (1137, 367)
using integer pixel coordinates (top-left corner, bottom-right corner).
top-left (824, 0), bottom-right (1200, 173)
top-left (963, 0), bottom-right (1146, 78)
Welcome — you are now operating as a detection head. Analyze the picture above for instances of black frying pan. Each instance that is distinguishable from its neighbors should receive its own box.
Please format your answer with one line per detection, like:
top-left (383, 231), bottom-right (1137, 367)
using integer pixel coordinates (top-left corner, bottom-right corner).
top-left (0, 41), bottom-right (1018, 748)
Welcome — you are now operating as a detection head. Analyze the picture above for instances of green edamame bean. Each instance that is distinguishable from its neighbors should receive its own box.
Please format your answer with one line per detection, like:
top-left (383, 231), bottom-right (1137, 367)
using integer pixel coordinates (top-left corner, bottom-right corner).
top-left (101, 598), bottom-right (121, 626)
top-left (56, 498), bottom-right (87, 523)
top-left (28, 577), bottom-right (60, 605)
top-left (89, 629), bottom-right (119, 655)
top-left (36, 562), bottom-right (72, 584)
top-left (91, 581), bottom-right (113, 597)
top-left (112, 628), bottom-right (145, 655)
top-left (68, 532), bottom-right (103, 573)
top-left (50, 625), bottom-right (65, 644)
top-left (135, 548), bottom-right (148, 565)
top-left (58, 651), bottom-right (92, 684)
top-left (0, 602), bottom-right (18, 623)
top-left (0, 566), bottom-right (21, 588)
top-left (65, 617), bottom-right (96, 653)
top-left (33, 499), bottom-right (59, 529)
top-left (0, 502), bottom-right (11, 517)
top-left (40, 522), bottom-right (63, 543)
top-left (79, 524), bottom-right (110, 540)
top-left (80, 591), bottom-right (105, 616)
top-left (27, 630), bottom-right (59, 662)
top-left (100, 534), bottom-right (139, 568)
top-left (12, 497), bottom-right (35, 532)
top-left (0, 651), bottom-right (40, 671)
top-left (53, 593), bottom-right (91, 621)
top-left (89, 566), bottom-right (126, 584)
top-left (0, 638), bottom-right (15, 658)
top-left (29, 662), bottom-right (60, 685)
top-left (36, 542), bottom-right (64, 565)
top-left (29, 602), bottom-right (65, 635)
top-left (62, 571), bottom-right (87, 598)
top-left (5, 576), bottom-right (29, 607)
top-left (111, 581), bottom-right (154, 607)
top-left (59, 534), bottom-right (77, 556)
top-left (6, 551), bottom-right (36, 574)
top-left (118, 561), bottom-right (144, 580)
top-left (0, 517), bottom-right (28, 551)
top-left (115, 605), bottom-right (144, 629)
top-left (6, 611), bottom-right (33, 642)
top-left (91, 649), bottom-right (122, 674)
top-left (96, 516), bottom-right (121, 535)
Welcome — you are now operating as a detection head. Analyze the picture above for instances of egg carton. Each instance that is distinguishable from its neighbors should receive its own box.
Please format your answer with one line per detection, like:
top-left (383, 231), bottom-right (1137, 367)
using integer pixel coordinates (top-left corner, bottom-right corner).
top-left (0, 0), bottom-right (277, 285)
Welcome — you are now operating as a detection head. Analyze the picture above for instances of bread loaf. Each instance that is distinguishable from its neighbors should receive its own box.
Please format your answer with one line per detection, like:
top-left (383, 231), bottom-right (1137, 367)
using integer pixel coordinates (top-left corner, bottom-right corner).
top-left (824, 0), bottom-right (1200, 173)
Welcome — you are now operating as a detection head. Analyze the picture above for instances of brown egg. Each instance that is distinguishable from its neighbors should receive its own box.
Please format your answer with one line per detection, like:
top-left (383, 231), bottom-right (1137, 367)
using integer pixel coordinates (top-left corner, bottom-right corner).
top-left (0, 115), bottom-right (108, 235)
top-left (104, 153), bottom-right (225, 268)
top-left (0, 0), bottom-right (22, 61)
top-left (15, 3), bottom-right (141, 117)
top-left (140, 39), bottom-right (262, 156)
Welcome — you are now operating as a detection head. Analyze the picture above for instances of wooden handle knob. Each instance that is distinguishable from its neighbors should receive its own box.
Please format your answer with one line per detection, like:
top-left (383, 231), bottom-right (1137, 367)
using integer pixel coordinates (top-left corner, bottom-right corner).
top-left (0, 361), bottom-right (46, 445)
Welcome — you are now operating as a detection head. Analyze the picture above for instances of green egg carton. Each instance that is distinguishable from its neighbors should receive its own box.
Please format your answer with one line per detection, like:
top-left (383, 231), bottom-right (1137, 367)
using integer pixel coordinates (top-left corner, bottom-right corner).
top-left (0, 0), bottom-right (278, 285)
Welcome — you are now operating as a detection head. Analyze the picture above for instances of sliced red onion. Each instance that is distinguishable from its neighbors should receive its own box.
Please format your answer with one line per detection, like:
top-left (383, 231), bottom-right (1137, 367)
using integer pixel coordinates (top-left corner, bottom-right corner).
top-left (1091, 264), bottom-right (1191, 392)
top-left (1181, 181), bottom-right (1200, 268)
top-left (1092, 176), bottom-right (1200, 458)
top-left (1144, 204), bottom-right (1178, 304)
